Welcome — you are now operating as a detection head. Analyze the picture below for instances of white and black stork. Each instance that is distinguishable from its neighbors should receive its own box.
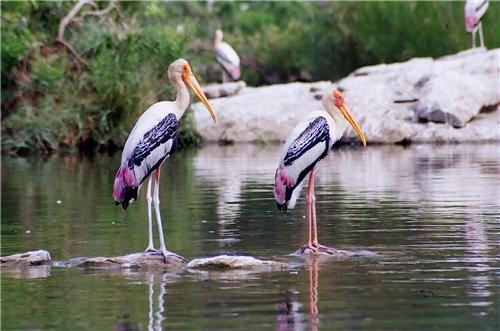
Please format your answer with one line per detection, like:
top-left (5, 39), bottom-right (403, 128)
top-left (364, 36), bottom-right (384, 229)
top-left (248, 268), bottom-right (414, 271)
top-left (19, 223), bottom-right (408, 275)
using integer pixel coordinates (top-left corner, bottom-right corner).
top-left (213, 29), bottom-right (241, 82)
top-left (113, 59), bottom-right (216, 260)
top-left (465, 0), bottom-right (489, 48)
top-left (274, 90), bottom-right (366, 255)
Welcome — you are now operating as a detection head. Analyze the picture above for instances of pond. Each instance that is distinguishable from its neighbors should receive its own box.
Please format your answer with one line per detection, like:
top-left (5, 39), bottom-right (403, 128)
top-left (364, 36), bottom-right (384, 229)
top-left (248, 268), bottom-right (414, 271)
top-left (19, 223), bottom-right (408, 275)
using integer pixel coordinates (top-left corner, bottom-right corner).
top-left (1, 144), bottom-right (499, 330)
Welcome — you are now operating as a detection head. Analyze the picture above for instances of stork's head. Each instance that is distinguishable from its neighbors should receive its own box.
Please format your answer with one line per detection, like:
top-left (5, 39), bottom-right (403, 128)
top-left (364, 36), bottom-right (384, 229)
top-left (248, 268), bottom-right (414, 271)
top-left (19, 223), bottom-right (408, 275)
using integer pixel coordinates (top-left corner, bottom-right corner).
top-left (323, 90), bottom-right (366, 147)
top-left (168, 59), bottom-right (217, 123)
top-left (213, 29), bottom-right (224, 45)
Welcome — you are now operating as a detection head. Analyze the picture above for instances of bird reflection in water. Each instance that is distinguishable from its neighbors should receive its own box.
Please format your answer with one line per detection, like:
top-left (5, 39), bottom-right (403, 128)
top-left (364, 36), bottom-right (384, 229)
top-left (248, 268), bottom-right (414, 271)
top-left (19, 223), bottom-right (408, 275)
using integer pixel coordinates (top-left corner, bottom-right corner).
top-left (147, 273), bottom-right (167, 331)
top-left (115, 272), bottom-right (169, 331)
top-left (308, 258), bottom-right (320, 331)
top-left (276, 257), bottom-right (321, 331)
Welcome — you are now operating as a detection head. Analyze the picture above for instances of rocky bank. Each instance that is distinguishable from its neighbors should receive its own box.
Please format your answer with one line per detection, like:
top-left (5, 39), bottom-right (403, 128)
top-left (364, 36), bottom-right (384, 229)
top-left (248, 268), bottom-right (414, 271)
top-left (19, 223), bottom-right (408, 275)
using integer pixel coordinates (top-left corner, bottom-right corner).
top-left (194, 48), bottom-right (499, 144)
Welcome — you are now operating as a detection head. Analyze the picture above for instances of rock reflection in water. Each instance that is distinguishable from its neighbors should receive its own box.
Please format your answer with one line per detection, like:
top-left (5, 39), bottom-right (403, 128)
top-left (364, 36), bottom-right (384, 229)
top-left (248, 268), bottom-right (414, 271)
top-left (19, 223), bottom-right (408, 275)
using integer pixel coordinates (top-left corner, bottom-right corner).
top-left (464, 214), bottom-right (494, 308)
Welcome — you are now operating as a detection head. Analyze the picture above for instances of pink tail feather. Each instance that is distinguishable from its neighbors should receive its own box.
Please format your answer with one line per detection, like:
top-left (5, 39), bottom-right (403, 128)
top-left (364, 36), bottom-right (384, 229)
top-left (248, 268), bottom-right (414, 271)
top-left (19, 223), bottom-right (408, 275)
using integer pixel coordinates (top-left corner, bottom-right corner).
top-left (113, 165), bottom-right (136, 203)
top-left (274, 163), bottom-right (295, 209)
top-left (228, 66), bottom-right (241, 80)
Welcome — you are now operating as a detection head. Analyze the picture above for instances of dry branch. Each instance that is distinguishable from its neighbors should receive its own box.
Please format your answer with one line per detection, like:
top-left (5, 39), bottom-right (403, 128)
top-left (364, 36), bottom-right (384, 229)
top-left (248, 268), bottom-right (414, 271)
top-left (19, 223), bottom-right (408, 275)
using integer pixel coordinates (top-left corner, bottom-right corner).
top-left (56, 0), bottom-right (122, 65)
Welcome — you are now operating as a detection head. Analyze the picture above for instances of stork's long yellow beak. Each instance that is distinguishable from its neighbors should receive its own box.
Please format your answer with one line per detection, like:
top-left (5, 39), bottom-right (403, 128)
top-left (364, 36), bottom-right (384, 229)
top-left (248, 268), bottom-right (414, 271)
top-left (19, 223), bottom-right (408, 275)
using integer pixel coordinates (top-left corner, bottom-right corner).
top-left (339, 104), bottom-right (367, 147)
top-left (184, 73), bottom-right (217, 123)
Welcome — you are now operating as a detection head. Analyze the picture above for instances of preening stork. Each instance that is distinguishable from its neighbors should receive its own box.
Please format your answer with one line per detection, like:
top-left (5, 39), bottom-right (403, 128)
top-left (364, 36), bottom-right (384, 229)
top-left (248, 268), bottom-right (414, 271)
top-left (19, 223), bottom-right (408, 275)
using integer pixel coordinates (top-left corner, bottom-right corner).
top-left (274, 90), bottom-right (366, 255)
top-left (213, 29), bottom-right (241, 82)
top-left (465, 0), bottom-right (489, 48)
top-left (113, 59), bottom-right (216, 260)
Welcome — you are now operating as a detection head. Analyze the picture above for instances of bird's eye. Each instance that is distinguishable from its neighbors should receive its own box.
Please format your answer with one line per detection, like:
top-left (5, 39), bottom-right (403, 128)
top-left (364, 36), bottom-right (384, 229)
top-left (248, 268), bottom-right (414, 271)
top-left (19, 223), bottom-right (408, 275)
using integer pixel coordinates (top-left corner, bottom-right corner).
top-left (183, 65), bottom-right (189, 72)
top-left (333, 91), bottom-right (344, 108)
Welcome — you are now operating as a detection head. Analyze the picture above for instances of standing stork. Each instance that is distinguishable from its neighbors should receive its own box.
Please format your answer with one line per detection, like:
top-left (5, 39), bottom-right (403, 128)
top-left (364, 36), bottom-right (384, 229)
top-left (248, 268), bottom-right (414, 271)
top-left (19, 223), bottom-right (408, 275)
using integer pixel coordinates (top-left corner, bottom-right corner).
top-left (274, 90), bottom-right (366, 255)
top-left (113, 59), bottom-right (216, 260)
top-left (465, 0), bottom-right (489, 48)
top-left (213, 29), bottom-right (241, 82)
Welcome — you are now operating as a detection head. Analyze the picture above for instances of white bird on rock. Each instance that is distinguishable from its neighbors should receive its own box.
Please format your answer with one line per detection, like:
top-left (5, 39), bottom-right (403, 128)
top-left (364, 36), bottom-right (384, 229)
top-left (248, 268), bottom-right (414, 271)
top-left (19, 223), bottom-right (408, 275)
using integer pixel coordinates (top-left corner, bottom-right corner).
top-left (465, 0), bottom-right (489, 48)
top-left (213, 29), bottom-right (241, 82)
top-left (113, 59), bottom-right (216, 261)
top-left (274, 90), bottom-right (366, 255)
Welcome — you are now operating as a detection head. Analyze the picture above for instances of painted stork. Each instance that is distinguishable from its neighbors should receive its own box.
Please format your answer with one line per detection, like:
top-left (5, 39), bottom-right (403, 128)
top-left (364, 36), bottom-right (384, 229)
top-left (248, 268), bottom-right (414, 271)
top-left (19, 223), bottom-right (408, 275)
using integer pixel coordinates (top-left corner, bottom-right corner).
top-left (113, 59), bottom-right (216, 260)
top-left (213, 29), bottom-right (241, 82)
top-left (465, 0), bottom-right (489, 48)
top-left (274, 90), bottom-right (366, 255)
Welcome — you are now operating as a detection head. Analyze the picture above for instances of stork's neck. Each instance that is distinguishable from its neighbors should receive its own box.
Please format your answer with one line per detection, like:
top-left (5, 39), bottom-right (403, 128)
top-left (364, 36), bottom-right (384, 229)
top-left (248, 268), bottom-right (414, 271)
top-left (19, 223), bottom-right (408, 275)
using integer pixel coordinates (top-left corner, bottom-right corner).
top-left (324, 107), bottom-right (349, 141)
top-left (174, 80), bottom-right (190, 119)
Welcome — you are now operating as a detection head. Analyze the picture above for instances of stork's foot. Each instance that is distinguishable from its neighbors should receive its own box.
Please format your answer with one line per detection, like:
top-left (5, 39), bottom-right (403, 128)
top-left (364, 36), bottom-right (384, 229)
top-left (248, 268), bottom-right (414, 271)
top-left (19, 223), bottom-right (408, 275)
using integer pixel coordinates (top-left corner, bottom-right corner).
top-left (292, 243), bottom-right (348, 257)
top-left (144, 247), bottom-right (159, 254)
top-left (144, 247), bottom-right (188, 263)
top-left (159, 249), bottom-right (188, 264)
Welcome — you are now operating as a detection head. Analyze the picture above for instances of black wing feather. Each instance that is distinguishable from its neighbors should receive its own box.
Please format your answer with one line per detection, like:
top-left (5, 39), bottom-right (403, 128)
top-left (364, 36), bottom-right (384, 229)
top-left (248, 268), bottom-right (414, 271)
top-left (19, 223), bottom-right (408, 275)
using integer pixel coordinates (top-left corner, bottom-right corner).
top-left (284, 116), bottom-right (330, 167)
top-left (128, 113), bottom-right (178, 169)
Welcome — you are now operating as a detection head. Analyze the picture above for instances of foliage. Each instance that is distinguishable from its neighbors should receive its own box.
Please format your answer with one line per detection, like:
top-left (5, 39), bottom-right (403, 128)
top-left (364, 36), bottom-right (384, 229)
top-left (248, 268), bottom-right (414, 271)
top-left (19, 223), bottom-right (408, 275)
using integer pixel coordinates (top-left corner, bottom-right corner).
top-left (2, 1), bottom-right (499, 153)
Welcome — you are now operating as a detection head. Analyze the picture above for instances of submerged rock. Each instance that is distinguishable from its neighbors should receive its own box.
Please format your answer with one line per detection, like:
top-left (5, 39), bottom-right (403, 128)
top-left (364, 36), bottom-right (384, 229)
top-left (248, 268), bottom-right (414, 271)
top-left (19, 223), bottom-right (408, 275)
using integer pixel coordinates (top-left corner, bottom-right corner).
top-left (291, 247), bottom-right (350, 257)
top-left (0, 250), bottom-right (52, 266)
top-left (76, 251), bottom-right (187, 271)
top-left (193, 48), bottom-right (499, 144)
top-left (187, 255), bottom-right (287, 271)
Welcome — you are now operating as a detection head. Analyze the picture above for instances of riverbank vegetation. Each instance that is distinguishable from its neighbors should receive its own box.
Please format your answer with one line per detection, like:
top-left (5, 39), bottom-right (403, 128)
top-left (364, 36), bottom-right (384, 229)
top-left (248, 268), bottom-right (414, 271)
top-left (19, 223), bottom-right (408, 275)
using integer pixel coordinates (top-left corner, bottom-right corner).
top-left (2, 1), bottom-right (499, 154)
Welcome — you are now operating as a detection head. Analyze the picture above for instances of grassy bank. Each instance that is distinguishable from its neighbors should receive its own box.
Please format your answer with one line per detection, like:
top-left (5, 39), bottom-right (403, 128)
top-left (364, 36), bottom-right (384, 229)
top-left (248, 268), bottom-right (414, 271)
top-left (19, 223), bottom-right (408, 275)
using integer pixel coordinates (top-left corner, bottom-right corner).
top-left (2, 1), bottom-right (499, 154)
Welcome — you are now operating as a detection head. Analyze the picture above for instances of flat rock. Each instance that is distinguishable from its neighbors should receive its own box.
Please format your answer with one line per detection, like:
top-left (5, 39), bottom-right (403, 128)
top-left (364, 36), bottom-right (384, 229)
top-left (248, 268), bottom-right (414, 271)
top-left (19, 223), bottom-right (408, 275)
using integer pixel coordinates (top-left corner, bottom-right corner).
top-left (187, 255), bottom-right (287, 271)
top-left (0, 250), bottom-right (51, 266)
top-left (193, 48), bottom-right (499, 144)
top-left (202, 81), bottom-right (246, 99)
top-left (76, 251), bottom-right (187, 271)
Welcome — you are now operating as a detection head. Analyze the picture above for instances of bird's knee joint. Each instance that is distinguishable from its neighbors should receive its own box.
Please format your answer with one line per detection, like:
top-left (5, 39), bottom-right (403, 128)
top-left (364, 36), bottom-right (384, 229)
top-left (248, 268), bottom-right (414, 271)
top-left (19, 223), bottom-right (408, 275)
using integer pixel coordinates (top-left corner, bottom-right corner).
top-left (153, 197), bottom-right (160, 206)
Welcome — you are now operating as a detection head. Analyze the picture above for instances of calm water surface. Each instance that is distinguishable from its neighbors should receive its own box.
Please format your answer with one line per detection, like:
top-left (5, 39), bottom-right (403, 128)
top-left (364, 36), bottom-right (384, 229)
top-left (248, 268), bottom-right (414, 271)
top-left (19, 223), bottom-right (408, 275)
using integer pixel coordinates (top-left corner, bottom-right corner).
top-left (2, 144), bottom-right (499, 330)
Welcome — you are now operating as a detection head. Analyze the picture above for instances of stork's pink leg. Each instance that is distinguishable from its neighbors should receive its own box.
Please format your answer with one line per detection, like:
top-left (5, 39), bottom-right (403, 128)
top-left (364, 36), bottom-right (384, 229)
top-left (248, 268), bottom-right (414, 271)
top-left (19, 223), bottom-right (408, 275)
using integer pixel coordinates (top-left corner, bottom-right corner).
top-left (151, 168), bottom-right (168, 262)
top-left (145, 176), bottom-right (155, 252)
top-left (294, 170), bottom-right (348, 256)
top-left (307, 172), bottom-right (313, 246)
top-left (293, 171), bottom-right (316, 255)
top-left (310, 172), bottom-right (318, 246)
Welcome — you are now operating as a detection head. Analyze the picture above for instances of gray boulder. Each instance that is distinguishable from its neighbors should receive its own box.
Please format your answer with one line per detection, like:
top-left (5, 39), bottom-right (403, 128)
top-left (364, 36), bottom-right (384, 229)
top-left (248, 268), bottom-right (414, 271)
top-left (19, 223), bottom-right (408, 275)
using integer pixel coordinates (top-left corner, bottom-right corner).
top-left (202, 81), bottom-right (246, 99)
top-left (0, 250), bottom-right (51, 266)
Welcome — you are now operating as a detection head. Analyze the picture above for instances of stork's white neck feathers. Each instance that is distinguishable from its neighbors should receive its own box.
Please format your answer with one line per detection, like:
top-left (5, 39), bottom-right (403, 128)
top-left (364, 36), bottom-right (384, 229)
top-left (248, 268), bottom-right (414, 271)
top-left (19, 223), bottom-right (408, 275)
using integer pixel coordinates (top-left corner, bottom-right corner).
top-left (173, 80), bottom-right (190, 119)
top-left (322, 95), bottom-right (349, 137)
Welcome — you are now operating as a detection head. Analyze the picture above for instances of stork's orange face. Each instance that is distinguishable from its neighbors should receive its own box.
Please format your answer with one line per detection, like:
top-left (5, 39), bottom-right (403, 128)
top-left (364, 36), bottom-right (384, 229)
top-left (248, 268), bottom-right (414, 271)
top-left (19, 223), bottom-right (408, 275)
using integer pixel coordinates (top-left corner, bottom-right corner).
top-left (332, 90), bottom-right (367, 147)
top-left (181, 63), bottom-right (217, 123)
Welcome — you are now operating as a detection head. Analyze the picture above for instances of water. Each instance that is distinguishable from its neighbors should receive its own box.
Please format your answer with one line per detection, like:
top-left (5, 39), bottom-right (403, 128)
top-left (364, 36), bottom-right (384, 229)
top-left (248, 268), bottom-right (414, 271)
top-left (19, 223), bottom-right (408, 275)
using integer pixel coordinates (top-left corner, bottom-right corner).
top-left (2, 144), bottom-right (499, 330)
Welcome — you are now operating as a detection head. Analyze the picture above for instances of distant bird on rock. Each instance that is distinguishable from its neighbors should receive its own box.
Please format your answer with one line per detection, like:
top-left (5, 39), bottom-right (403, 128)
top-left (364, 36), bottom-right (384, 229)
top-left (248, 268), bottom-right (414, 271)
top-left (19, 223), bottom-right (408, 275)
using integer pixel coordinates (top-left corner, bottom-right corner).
top-left (113, 59), bottom-right (216, 261)
top-left (465, 0), bottom-right (489, 48)
top-left (274, 90), bottom-right (366, 255)
top-left (213, 29), bottom-right (241, 82)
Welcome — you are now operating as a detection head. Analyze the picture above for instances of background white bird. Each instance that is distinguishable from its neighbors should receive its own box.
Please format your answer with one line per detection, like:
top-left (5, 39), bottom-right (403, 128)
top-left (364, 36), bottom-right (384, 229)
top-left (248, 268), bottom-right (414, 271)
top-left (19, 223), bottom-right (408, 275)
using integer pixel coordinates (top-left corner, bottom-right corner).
top-left (113, 58), bottom-right (216, 261)
top-left (213, 29), bottom-right (241, 82)
top-left (274, 90), bottom-right (366, 255)
top-left (465, 0), bottom-right (489, 48)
